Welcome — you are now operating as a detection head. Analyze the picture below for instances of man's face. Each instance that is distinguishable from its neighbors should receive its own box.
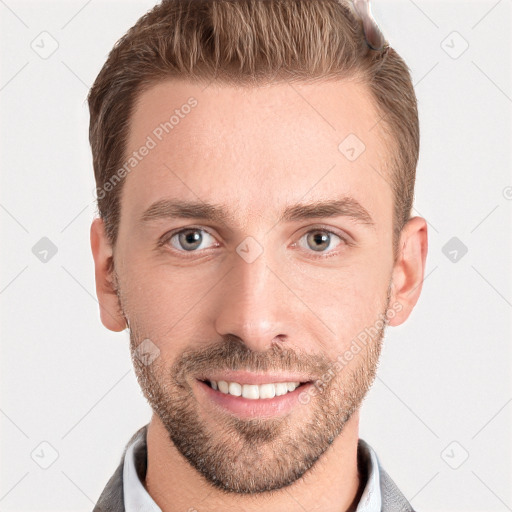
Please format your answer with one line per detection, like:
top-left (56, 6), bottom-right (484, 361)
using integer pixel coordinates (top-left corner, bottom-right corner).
top-left (111, 78), bottom-right (397, 493)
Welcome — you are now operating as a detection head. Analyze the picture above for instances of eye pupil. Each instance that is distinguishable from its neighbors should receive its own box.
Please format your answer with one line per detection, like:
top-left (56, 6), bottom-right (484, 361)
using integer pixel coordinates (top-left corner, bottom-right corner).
top-left (179, 229), bottom-right (202, 251)
top-left (307, 231), bottom-right (330, 252)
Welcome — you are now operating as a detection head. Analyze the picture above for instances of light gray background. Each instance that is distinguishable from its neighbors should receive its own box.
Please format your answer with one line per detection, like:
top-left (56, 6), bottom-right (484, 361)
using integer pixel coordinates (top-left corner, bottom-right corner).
top-left (1, 0), bottom-right (511, 511)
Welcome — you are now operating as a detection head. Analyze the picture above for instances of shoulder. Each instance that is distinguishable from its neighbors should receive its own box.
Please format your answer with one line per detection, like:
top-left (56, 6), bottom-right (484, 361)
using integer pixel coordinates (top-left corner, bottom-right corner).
top-left (359, 438), bottom-right (417, 512)
top-left (378, 457), bottom-right (417, 512)
top-left (92, 424), bottom-right (149, 512)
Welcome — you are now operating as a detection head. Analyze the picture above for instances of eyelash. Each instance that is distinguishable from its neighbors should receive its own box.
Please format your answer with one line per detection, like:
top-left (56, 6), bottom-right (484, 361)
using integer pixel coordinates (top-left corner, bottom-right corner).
top-left (158, 225), bottom-right (351, 260)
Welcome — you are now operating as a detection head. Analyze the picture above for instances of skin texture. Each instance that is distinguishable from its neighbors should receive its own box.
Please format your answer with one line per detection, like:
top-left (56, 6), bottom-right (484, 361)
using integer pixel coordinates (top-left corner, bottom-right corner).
top-left (91, 78), bottom-right (428, 512)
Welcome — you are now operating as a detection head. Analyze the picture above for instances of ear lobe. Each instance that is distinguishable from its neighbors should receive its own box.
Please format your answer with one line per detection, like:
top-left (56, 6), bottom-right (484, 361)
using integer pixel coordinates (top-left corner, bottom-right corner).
top-left (388, 216), bottom-right (428, 327)
top-left (90, 217), bottom-right (127, 332)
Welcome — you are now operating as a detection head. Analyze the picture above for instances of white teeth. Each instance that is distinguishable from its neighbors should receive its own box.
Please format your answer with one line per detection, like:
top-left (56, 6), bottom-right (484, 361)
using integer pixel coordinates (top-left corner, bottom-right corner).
top-left (242, 384), bottom-right (259, 399)
top-left (228, 381), bottom-right (242, 396)
top-left (208, 380), bottom-right (302, 399)
top-left (275, 382), bottom-right (288, 396)
top-left (217, 380), bottom-right (229, 394)
top-left (259, 383), bottom-right (275, 399)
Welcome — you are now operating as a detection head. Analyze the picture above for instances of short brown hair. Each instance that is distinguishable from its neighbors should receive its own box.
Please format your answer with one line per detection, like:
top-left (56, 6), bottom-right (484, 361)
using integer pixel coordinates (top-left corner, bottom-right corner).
top-left (88, 0), bottom-right (419, 258)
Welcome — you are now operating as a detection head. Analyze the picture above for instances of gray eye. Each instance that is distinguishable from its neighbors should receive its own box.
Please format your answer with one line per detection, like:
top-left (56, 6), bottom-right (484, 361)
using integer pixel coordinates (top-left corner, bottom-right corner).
top-left (170, 229), bottom-right (216, 252)
top-left (302, 230), bottom-right (342, 253)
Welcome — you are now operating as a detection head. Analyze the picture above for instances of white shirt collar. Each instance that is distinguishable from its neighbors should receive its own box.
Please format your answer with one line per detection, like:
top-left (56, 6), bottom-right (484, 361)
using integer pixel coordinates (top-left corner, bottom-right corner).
top-left (123, 429), bottom-right (382, 512)
top-left (123, 429), bottom-right (161, 512)
top-left (356, 438), bottom-right (383, 512)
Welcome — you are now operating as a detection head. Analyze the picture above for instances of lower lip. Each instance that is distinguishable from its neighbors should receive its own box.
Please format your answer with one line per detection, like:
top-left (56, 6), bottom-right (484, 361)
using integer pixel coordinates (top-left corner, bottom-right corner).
top-left (195, 379), bottom-right (312, 419)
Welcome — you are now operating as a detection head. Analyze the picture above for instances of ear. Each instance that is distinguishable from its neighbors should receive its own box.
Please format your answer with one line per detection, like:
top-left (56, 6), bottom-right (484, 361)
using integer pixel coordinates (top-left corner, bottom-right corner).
top-left (90, 217), bottom-right (127, 332)
top-left (388, 216), bottom-right (428, 326)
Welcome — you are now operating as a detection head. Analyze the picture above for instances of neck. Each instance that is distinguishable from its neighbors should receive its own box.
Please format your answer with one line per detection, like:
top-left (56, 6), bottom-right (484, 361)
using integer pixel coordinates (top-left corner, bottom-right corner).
top-left (144, 411), bottom-right (364, 512)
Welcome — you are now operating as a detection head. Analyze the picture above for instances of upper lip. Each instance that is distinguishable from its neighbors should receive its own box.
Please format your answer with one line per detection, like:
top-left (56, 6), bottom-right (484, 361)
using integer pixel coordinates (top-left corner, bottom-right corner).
top-left (197, 370), bottom-right (314, 386)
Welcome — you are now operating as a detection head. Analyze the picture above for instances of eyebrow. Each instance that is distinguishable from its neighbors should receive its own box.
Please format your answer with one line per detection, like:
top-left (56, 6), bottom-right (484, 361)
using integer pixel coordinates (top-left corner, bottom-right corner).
top-left (139, 197), bottom-right (376, 229)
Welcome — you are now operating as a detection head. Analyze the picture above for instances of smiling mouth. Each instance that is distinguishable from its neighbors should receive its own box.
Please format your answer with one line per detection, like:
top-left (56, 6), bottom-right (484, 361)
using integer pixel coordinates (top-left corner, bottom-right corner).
top-left (199, 379), bottom-right (312, 399)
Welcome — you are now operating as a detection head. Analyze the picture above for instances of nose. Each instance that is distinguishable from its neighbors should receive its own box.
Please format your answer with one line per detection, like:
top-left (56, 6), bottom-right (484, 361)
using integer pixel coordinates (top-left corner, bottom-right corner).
top-left (213, 246), bottom-right (298, 352)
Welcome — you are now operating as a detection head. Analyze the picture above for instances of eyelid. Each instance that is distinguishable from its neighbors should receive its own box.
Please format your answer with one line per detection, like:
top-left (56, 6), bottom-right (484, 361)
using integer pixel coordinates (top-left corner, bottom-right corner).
top-left (291, 224), bottom-right (352, 257)
top-left (296, 223), bottom-right (352, 241)
top-left (157, 225), bottom-right (220, 252)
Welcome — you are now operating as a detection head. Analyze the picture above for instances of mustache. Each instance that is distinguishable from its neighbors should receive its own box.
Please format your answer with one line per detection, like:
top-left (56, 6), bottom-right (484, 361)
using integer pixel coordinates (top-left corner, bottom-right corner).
top-left (170, 335), bottom-right (332, 383)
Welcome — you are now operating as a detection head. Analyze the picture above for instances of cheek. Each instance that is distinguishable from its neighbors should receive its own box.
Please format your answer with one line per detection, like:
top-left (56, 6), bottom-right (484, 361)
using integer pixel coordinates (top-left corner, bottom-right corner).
top-left (120, 260), bottom-right (212, 347)
top-left (296, 259), bottom-right (390, 354)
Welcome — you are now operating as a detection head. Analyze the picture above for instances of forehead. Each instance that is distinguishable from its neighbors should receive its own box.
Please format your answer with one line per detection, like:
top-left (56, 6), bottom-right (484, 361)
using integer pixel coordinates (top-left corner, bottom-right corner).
top-left (121, 78), bottom-right (393, 230)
